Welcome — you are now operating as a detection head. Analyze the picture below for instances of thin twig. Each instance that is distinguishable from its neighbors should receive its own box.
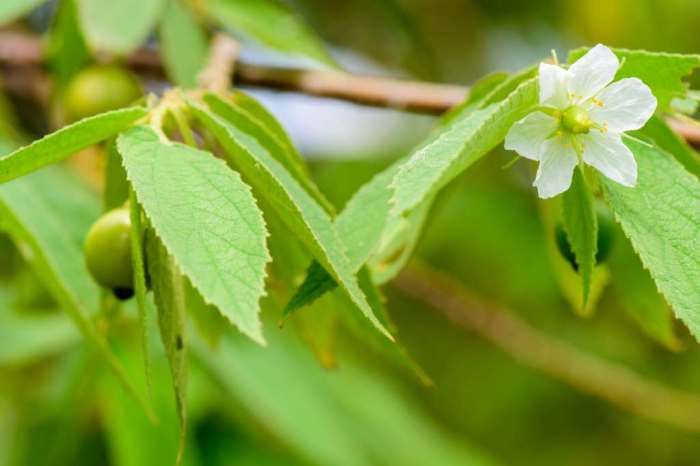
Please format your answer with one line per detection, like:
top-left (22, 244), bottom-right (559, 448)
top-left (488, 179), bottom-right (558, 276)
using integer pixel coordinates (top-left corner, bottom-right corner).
top-left (2, 30), bottom-right (699, 145)
top-left (394, 261), bottom-right (700, 434)
top-left (197, 33), bottom-right (240, 93)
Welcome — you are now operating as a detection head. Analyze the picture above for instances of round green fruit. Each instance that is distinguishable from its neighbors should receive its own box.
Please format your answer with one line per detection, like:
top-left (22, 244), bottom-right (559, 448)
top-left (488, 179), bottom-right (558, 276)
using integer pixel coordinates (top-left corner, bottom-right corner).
top-left (84, 208), bottom-right (134, 299)
top-left (64, 65), bottom-right (142, 121)
top-left (555, 206), bottom-right (616, 270)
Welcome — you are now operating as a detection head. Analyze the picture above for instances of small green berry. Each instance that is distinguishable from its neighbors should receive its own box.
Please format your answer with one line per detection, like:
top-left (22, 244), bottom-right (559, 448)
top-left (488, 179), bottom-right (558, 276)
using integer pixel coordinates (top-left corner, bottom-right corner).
top-left (84, 208), bottom-right (133, 299)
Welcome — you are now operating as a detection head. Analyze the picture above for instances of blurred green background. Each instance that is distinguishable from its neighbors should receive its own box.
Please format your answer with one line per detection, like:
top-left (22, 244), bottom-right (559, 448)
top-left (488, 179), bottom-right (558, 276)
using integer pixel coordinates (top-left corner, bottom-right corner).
top-left (3, 0), bottom-right (700, 465)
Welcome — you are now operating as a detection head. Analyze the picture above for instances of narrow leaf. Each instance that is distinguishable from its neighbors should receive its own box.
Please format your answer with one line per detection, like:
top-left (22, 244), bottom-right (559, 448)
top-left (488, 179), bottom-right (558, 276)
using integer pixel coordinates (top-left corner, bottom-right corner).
top-left (190, 103), bottom-right (392, 339)
top-left (602, 137), bottom-right (700, 340)
top-left (145, 231), bottom-right (187, 465)
top-left (206, 0), bottom-right (336, 67)
top-left (561, 168), bottom-right (597, 306)
top-left (103, 139), bottom-right (130, 210)
top-left (77, 0), bottom-right (165, 54)
top-left (159, 0), bottom-right (208, 88)
top-left (118, 125), bottom-right (270, 343)
top-left (46, 0), bottom-right (90, 88)
top-left (0, 107), bottom-right (147, 184)
top-left (391, 78), bottom-right (538, 217)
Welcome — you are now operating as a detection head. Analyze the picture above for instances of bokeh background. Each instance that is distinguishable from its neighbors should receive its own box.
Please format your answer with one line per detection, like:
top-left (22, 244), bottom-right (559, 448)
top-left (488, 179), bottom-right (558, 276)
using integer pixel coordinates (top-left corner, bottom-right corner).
top-left (2, 1), bottom-right (700, 465)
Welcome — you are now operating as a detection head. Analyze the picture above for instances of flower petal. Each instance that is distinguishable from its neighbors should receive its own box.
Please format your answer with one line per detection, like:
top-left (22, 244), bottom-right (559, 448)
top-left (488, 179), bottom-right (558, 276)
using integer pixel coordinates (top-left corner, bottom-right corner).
top-left (568, 44), bottom-right (619, 103)
top-left (539, 63), bottom-right (570, 108)
top-left (588, 78), bottom-right (657, 132)
top-left (505, 112), bottom-right (559, 160)
top-left (582, 131), bottom-right (637, 186)
top-left (533, 135), bottom-right (579, 198)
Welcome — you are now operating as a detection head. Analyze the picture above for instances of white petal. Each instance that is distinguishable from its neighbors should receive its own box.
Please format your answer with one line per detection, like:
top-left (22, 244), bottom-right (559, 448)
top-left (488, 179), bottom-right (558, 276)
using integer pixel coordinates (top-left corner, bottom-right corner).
top-left (582, 131), bottom-right (637, 186)
top-left (539, 63), bottom-right (570, 108)
top-left (533, 135), bottom-right (579, 198)
top-left (505, 112), bottom-right (559, 160)
top-left (568, 44), bottom-right (619, 103)
top-left (588, 78), bottom-right (657, 132)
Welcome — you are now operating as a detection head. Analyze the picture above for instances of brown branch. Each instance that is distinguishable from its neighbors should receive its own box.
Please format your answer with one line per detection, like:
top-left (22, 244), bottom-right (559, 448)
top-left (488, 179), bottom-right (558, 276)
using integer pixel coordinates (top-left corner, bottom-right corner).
top-left (394, 261), bottom-right (700, 434)
top-left (197, 34), bottom-right (240, 93)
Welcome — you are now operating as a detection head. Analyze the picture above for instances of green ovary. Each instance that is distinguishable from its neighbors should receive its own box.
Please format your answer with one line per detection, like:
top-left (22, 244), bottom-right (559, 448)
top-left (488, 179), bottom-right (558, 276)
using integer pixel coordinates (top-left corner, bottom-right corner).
top-left (561, 106), bottom-right (593, 134)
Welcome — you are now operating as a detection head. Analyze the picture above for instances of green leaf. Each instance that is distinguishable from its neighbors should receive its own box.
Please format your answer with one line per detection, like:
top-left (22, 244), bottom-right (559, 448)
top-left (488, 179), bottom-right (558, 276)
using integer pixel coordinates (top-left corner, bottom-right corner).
top-left (204, 92), bottom-right (335, 214)
top-left (117, 125), bottom-right (270, 343)
top-left (145, 231), bottom-right (187, 464)
top-left (561, 168), bottom-right (597, 306)
top-left (0, 0), bottom-right (45, 24)
top-left (0, 312), bottom-right (78, 366)
top-left (190, 102), bottom-right (391, 339)
top-left (46, 0), bottom-right (90, 89)
top-left (568, 48), bottom-right (700, 111)
top-left (159, 0), bottom-right (208, 88)
top-left (129, 190), bottom-right (153, 391)
top-left (77, 0), bottom-right (165, 54)
top-left (636, 115), bottom-right (700, 178)
top-left (284, 260), bottom-right (337, 316)
top-left (0, 107), bottom-right (147, 184)
top-left (609, 236), bottom-right (680, 350)
top-left (206, 0), bottom-right (336, 67)
top-left (602, 137), bottom-right (700, 340)
top-left (391, 78), bottom-right (538, 217)
top-left (103, 139), bottom-right (130, 210)
top-left (0, 167), bottom-right (153, 418)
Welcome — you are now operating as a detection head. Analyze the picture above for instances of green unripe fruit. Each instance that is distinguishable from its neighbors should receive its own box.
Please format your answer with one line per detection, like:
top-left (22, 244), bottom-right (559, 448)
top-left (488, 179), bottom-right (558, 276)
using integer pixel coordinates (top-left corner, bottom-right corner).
top-left (555, 206), bottom-right (616, 270)
top-left (84, 208), bottom-right (133, 299)
top-left (64, 65), bottom-right (142, 121)
top-left (561, 106), bottom-right (593, 134)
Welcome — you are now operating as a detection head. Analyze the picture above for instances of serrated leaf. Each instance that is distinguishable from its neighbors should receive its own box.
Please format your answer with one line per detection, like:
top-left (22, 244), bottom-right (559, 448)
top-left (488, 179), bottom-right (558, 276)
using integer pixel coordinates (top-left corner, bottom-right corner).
top-left (46, 0), bottom-right (90, 88)
top-left (609, 235), bottom-right (680, 349)
top-left (118, 125), bottom-right (270, 343)
top-left (602, 137), bottom-right (700, 340)
top-left (0, 167), bottom-right (153, 417)
top-left (77, 0), bottom-right (165, 54)
top-left (391, 78), bottom-right (538, 217)
top-left (0, 107), bottom-right (147, 184)
top-left (129, 190), bottom-right (153, 391)
top-left (189, 102), bottom-right (391, 339)
top-left (568, 48), bottom-right (700, 111)
top-left (637, 115), bottom-right (700, 178)
top-left (0, 0), bottom-right (45, 24)
top-left (145, 231), bottom-right (187, 464)
top-left (159, 0), bottom-right (208, 88)
top-left (205, 92), bottom-right (335, 214)
top-left (206, 0), bottom-right (336, 67)
top-left (561, 168), bottom-right (597, 306)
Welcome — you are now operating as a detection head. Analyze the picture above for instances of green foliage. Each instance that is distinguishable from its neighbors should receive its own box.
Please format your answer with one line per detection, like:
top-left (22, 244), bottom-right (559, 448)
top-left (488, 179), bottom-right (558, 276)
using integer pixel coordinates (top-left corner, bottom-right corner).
top-left (568, 48), bottom-right (700, 110)
top-left (561, 168), bottom-right (597, 306)
top-left (206, 0), bottom-right (336, 67)
top-left (190, 101), bottom-right (391, 339)
top-left (0, 0), bottom-right (45, 24)
top-left (0, 107), bottom-right (146, 183)
top-left (77, 0), bottom-right (166, 54)
top-left (46, 0), bottom-right (90, 89)
top-left (159, 0), bottom-right (208, 88)
top-left (602, 137), bottom-right (700, 340)
top-left (118, 125), bottom-right (270, 343)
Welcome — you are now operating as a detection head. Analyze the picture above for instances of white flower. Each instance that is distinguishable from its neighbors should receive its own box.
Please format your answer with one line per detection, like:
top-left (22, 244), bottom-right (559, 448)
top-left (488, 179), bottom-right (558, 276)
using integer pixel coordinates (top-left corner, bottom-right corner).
top-left (505, 44), bottom-right (657, 198)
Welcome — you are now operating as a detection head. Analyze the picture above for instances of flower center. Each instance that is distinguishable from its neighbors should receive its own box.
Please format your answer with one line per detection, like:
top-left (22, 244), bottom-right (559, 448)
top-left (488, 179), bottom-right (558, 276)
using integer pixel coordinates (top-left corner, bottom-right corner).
top-left (561, 106), bottom-right (593, 134)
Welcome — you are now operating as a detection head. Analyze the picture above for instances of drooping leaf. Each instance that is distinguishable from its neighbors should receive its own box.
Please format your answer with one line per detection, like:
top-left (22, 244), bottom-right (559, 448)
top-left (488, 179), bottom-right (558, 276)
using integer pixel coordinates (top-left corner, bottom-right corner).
top-left (205, 0), bottom-right (336, 67)
top-left (0, 107), bottom-right (147, 184)
top-left (190, 103), bottom-right (391, 339)
top-left (46, 0), bottom-right (90, 89)
top-left (129, 190), bottom-right (153, 390)
top-left (0, 0), bottom-right (45, 24)
top-left (561, 168), bottom-right (597, 306)
top-left (77, 0), bottom-right (165, 54)
top-left (145, 231), bottom-right (187, 464)
top-left (602, 137), bottom-right (700, 340)
top-left (159, 0), bottom-right (208, 88)
top-left (118, 125), bottom-right (270, 343)
top-left (609, 235), bottom-right (680, 349)
top-left (391, 78), bottom-right (538, 217)
top-left (568, 48), bottom-right (700, 111)
top-left (0, 167), bottom-right (153, 417)
top-left (205, 92), bottom-right (335, 214)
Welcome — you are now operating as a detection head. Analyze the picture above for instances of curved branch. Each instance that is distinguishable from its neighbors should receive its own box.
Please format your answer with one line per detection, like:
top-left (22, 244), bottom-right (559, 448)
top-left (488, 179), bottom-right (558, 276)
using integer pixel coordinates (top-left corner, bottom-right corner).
top-left (394, 261), bottom-right (700, 434)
